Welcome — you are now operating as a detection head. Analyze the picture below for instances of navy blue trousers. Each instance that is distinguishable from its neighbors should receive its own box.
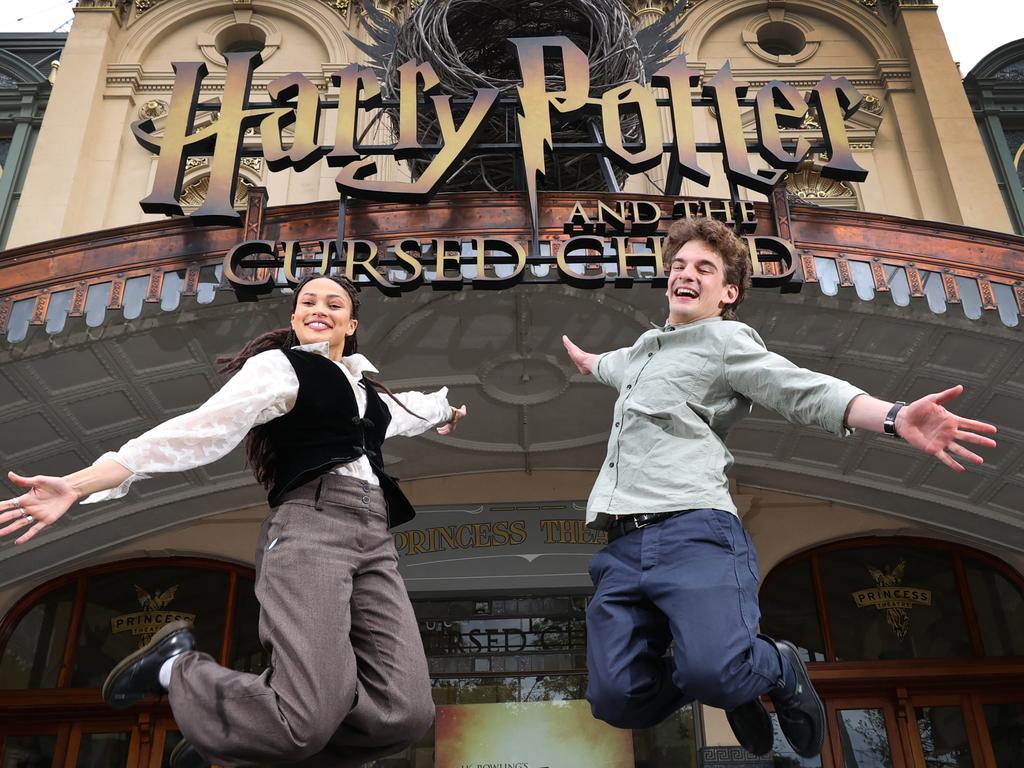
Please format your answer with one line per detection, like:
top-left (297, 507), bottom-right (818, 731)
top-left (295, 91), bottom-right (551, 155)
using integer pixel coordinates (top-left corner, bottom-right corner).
top-left (585, 508), bottom-right (784, 729)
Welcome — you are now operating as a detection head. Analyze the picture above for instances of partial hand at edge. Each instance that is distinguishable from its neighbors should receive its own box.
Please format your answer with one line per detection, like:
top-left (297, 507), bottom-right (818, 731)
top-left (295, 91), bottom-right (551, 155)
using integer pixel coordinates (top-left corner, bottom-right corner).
top-left (895, 385), bottom-right (997, 472)
top-left (562, 335), bottom-right (597, 376)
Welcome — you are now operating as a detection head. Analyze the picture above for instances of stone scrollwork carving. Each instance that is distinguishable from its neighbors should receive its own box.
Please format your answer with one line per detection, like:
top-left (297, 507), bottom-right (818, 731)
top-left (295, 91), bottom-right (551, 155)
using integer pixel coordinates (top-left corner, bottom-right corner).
top-left (134, 0), bottom-right (161, 13)
top-left (137, 99), bottom-right (169, 121)
top-left (786, 159), bottom-right (857, 201)
top-left (861, 93), bottom-right (884, 115)
top-left (180, 176), bottom-right (254, 210)
top-left (320, 0), bottom-right (351, 16)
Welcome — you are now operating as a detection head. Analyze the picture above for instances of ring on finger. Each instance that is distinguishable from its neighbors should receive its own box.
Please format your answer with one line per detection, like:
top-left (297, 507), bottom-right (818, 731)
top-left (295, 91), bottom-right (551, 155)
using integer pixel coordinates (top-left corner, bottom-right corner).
top-left (23, 513), bottom-right (35, 524)
top-left (10, 497), bottom-right (21, 510)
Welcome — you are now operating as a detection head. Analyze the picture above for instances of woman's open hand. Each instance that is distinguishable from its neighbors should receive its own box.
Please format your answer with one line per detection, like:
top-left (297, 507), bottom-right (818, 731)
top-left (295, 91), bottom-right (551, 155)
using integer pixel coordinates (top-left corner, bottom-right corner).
top-left (0, 472), bottom-right (78, 545)
top-left (437, 405), bottom-right (467, 435)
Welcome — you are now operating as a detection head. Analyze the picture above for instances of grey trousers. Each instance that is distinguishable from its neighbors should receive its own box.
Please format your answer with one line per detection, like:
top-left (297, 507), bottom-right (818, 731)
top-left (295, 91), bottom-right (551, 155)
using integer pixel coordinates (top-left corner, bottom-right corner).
top-left (168, 475), bottom-right (434, 767)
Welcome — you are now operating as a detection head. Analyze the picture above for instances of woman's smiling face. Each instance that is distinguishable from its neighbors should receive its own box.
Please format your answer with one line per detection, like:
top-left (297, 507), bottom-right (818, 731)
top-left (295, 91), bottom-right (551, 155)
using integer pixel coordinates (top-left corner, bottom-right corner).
top-left (289, 277), bottom-right (358, 359)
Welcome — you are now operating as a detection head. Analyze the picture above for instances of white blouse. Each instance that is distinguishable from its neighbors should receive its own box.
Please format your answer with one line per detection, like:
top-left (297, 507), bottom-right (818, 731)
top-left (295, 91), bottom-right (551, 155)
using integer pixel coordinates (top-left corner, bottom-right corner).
top-left (82, 342), bottom-right (452, 504)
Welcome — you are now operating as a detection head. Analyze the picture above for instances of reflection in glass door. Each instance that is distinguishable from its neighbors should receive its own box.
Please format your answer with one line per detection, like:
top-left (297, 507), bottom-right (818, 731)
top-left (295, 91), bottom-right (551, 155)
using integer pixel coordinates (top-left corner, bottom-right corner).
top-left (914, 705), bottom-right (975, 768)
top-left (1, 733), bottom-right (59, 768)
top-left (981, 701), bottom-right (1024, 768)
top-left (829, 700), bottom-right (904, 768)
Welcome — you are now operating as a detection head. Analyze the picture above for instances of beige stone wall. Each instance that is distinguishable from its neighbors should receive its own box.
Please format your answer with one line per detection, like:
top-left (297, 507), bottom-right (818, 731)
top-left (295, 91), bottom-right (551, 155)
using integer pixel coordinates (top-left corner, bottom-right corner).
top-left (5, 0), bottom-right (1015, 248)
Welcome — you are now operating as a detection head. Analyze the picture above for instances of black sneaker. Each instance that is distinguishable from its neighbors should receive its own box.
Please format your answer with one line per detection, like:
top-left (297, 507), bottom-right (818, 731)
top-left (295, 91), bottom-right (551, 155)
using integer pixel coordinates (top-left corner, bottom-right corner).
top-left (726, 697), bottom-right (774, 756)
top-left (170, 739), bottom-right (210, 768)
top-left (769, 640), bottom-right (825, 758)
top-left (102, 620), bottom-right (195, 709)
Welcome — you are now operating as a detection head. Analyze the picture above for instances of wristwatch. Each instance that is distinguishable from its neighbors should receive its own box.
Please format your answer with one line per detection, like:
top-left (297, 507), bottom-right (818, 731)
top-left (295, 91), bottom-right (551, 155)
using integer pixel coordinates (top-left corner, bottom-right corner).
top-left (883, 401), bottom-right (906, 438)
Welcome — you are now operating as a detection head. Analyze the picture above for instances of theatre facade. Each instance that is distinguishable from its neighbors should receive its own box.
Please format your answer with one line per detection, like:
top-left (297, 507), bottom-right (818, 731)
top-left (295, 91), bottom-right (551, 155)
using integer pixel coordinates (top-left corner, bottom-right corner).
top-left (1, 2), bottom-right (1023, 768)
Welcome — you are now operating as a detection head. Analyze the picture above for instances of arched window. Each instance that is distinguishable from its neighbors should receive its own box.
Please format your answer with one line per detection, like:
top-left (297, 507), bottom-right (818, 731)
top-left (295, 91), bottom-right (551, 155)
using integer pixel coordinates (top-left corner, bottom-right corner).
top-left (759, 538), bottom-right (1024, 663)
top-left (0, 558), bottom-right (265, 691)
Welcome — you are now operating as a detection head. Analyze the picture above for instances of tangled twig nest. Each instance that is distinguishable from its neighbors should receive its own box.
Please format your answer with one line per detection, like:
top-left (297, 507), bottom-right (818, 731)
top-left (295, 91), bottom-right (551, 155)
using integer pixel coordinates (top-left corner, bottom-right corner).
top-left (356, 0), bottom-right (672, 193)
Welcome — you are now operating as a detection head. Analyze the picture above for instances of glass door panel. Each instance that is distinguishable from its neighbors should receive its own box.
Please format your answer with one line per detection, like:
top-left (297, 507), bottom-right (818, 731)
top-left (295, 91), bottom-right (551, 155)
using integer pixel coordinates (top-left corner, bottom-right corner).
top-left (914, 706), bottom-right (974, 768)
top-left (981, 701), bottom-right (1024, 767)
top-left (72, 732), bottom-right (132, 768)
top-left (1, 734), bottom-right (59, 768)
top-left (828, 699), bottom-right (904, 768)
top-left (65, 723), bottom-right (137, 768)
top-left (836, 709), bottom-right (894, 768)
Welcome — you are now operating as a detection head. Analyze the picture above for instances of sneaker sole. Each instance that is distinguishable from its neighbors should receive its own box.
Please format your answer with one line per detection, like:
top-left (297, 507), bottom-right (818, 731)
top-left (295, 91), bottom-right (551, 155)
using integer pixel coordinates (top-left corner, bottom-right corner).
top-left (101, 619), bottom-right (193, 708)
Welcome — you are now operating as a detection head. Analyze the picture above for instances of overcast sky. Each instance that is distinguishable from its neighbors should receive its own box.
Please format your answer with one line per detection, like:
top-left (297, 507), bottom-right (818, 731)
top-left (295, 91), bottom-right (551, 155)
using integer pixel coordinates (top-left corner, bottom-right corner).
top-left (0, 0), bottom-right (1021, 75)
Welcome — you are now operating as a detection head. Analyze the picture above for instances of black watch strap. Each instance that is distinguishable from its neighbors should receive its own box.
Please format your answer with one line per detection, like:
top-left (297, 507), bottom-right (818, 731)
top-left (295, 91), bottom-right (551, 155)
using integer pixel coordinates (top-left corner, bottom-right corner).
top-left (883, 401), bottom-right (906, 438)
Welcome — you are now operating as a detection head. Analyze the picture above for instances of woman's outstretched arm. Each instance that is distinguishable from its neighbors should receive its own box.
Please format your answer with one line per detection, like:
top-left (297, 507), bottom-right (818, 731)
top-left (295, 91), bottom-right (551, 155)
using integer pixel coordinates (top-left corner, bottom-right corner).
top-left (0, 350), bottom-right (297, 544)
top-left (0, 458), bottom-right (131, 543)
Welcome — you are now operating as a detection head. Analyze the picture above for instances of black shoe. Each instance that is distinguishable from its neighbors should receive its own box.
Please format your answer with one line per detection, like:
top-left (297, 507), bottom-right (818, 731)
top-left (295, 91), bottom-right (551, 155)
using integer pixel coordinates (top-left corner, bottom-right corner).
top-left (726, 697), bottom-right (774, 756)
top-left (170, 739), bottom-right (210, 768)
top-left (769, 640), bottom-right (824, 758)
top-left (102, 620), bottom-right (195, 709)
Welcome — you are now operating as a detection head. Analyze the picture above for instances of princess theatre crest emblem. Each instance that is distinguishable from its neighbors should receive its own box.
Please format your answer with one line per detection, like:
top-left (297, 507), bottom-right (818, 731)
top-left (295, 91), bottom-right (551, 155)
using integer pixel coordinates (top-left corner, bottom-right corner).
top-left (852, 560), bottom-right (932, 639)
top-left (110, 585), bottom-right (197, 648)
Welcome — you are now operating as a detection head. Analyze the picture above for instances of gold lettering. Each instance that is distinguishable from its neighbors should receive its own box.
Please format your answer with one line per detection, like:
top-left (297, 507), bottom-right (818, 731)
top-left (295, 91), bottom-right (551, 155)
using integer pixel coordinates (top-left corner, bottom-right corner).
top-left (327, 64), bottom-right (381, 165)
top-left (471, 238), bottom-right (527, 289)
top-left (809, 75), bottom-right (869, 182)
top-left (343, 239), bottom-right (396, 291)
top-left (596, 201), bottom-right (629, 232)
top-left (704, 63), bottom-right (784, 194)
top-left (556, 236), bottom-right (607, 288)
top-left (133, 52), bottom-right (285, 224)
top-left (262, 72), bottom-right (325, 172)
top-left (754, 80), bottom-right (810, 172)
top-left (612, 237), bottom-right (664, 287)
top-left (282, 239), bottom-right (332, 284)
top-left (565, 201), bottom-right (592, 234)
top-left (652, 55), bottom-right (710, 186)
top-left (510, 36), bottom-right (596, 241)
top-left (394, 61), bottom-right (441, 157)
top-left (600, 82), bottom-right (662, 172)
top-left (432, 239), bottom-right (463, 288)
top-left (334, 85), bottom-right (498, 201)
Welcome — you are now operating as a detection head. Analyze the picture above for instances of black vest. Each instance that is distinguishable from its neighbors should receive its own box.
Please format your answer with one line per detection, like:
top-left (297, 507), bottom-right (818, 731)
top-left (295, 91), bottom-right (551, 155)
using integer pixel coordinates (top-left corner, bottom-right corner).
top-left (265, 348), bottom-right (416, 527)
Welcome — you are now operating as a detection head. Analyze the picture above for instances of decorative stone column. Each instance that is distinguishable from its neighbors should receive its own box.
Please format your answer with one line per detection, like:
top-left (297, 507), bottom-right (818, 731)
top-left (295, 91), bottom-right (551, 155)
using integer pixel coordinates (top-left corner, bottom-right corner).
top-left (886, 0), bottom-right (1012, 232)
top-left (7, 1), bottom-right (128, 247)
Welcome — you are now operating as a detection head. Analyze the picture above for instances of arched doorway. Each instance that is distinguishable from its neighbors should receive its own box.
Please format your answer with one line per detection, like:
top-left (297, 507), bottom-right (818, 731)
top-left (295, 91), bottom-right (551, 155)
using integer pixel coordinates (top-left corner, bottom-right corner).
top-left (0, 558), bottom-right (264, 768)
top-left (759, 537), bottom-right (1024, 767)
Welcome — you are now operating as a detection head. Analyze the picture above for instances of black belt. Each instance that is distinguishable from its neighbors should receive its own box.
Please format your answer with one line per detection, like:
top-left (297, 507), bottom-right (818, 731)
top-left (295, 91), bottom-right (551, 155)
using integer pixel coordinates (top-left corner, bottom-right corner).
top-left (608, 510), bottom-right (687, 542)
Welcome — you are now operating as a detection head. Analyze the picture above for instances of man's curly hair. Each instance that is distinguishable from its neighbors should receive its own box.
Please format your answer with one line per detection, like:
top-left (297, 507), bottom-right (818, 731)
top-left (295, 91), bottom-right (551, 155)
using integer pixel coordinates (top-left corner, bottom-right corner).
top-left (661, 217), bottom-right (752, 321)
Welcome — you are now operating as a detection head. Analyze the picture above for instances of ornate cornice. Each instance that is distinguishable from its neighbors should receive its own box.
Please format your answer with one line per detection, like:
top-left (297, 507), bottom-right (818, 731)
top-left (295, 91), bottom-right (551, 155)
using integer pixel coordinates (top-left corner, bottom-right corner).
top-left (74, 0), bottom-right (131, 25)
top-left (319, 0), bottom-right (351, 17)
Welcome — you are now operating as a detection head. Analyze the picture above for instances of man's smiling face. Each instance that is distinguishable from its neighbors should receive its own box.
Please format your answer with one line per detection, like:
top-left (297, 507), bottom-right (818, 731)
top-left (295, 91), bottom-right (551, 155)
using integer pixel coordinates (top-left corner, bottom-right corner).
top-left (665, 239), bottom-right (740, 326)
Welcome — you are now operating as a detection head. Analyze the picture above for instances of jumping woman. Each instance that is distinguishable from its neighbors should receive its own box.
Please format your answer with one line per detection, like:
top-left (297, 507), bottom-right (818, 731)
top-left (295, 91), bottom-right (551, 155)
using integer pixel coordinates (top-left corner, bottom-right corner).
top-left (0, 274), bottom-right (466, 768)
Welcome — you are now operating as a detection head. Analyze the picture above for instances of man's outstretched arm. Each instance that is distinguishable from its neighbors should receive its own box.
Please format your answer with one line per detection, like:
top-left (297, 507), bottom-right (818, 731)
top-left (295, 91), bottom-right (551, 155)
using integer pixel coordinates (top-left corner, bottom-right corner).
top-left (562, 335), bottom-right (632, 389)
top-left (562, 335), bottom-right (597, 374)
top-left (845, 386), bottom-right (997, 472)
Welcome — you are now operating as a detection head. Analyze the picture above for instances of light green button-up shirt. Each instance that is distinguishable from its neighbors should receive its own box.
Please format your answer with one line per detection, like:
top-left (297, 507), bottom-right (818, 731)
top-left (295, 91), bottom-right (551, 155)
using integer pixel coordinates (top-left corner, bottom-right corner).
top-left (586, 316), bottom-right (865, 529)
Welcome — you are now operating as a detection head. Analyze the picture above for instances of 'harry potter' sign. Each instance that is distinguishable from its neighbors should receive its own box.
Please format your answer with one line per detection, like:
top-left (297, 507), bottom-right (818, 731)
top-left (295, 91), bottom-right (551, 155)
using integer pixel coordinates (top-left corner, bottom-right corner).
top-left (132, 37), bottom-right (868, 234)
